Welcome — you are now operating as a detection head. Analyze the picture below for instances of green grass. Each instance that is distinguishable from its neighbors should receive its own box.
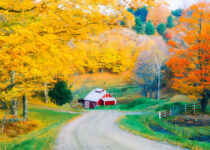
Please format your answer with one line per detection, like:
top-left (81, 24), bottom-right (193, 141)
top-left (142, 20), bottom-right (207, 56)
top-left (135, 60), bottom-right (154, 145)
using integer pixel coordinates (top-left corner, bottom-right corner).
top-left (0, 108), bottom-right (80, 150)
top-left (95, 98), bottom-right (166, 111)
top-left (117, 114), bottom-right (210, 150)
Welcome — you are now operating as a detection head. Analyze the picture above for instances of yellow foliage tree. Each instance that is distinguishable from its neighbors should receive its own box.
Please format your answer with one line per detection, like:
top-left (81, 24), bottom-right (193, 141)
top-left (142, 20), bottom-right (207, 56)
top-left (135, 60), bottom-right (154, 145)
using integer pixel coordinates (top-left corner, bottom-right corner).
top-left (0, 0), bottom-right (164, 120)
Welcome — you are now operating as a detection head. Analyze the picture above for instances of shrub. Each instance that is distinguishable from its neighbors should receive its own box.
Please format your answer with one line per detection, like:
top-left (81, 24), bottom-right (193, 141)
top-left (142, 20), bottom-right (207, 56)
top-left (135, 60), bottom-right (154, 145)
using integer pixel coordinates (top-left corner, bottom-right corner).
top-left (48, 80), bottom-right (73, 106)
top-left (145, 20), bottom-right (155, 35)
top-left (166, 15), bottom-right (174, 28)
top-left (156, 23), bottom-right (166, 36)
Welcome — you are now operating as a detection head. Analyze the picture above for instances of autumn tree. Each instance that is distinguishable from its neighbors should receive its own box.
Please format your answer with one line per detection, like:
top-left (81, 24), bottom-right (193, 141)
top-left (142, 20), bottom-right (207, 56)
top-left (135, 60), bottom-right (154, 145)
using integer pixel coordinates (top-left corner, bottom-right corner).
top-left (167, 1), bottom-right (210, 112)
top-left (0, 0), bottom-right (167, 120)
top-left (145, 20), bottom-right (155, 35)
top-left (146, 6), bottom-right (171, 26)
top-left (133, 38), bottom-right (168, 99)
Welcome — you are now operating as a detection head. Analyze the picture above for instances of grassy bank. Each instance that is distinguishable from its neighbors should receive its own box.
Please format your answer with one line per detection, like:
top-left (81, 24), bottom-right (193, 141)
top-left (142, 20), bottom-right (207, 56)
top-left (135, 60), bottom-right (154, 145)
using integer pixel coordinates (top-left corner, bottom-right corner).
top-left (117, 107), bottom-right (210, 150)
top-left (0, 108), bottom-right (80, 150)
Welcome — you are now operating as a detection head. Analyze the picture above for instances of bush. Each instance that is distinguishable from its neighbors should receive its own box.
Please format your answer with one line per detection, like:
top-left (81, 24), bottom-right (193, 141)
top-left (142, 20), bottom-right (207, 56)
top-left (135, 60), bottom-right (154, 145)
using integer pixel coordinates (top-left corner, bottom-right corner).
top-left (155, 102), bottom-right (184, 113)
top-left (48, 80), bottom-right (73, 106)
top-left (145, 20), bottom-right (155, 35)
top-left (166, 15), bottom-right (174, 28)
top-left (156, 23), bottom-right (166, 36)
top-left (133, 17), bottom-right (144, 34)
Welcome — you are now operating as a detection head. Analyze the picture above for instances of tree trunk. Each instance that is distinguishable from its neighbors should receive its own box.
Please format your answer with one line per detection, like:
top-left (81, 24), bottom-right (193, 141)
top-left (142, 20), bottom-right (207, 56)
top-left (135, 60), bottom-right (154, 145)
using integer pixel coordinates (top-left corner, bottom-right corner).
top-left (201, 90), bottom-right (209, 112)
top-left (149, 84), bottom-right (152, 99)
top-left (157, 70), bottom-right (161, 100)
top-left (11, 99), bottom-right (18, 117)
top-left (155, 88), bottom-right (158, 100)
top-left (43, 82), bottom-right (48, 103)
top-left (23, 95), bottom-right (28, 120)
top-left (0, 100), bottom-right (7, 109)
top-left (10, 70), bottom-right (18, 117)
top-left (141, 84), bottom-right (147, 97)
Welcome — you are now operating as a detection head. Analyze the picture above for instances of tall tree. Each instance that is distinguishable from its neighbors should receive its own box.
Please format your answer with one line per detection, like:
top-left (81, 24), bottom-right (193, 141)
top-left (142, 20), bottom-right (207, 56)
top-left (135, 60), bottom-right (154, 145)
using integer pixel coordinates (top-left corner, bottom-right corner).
top-left (167, 1), bottom-right (210, 112)
top-left (166, 15), bottom-right (174, 28)
top-left (133, 39), bottom-right (167, 99)
top-left (145, 20), bottom-right (155, 35)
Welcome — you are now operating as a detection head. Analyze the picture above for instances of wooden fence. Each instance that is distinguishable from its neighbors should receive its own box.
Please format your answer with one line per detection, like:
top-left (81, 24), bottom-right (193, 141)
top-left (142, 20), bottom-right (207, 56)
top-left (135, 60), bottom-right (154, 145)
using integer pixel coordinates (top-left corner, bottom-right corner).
top-left (159, 102), bottom-right (201, 119)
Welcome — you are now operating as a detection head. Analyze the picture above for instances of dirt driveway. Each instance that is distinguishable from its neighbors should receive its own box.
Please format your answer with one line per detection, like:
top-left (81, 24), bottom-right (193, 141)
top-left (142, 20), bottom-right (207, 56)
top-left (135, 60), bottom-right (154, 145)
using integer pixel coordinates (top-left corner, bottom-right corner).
top-left (54, 110), bottom-right (183, 150)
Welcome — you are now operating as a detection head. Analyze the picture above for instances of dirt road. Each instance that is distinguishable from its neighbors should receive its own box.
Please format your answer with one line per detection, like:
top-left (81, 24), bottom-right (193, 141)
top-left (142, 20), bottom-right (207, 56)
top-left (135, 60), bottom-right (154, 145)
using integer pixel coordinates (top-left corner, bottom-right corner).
top-left (55, 110), bottom-right (183, 150)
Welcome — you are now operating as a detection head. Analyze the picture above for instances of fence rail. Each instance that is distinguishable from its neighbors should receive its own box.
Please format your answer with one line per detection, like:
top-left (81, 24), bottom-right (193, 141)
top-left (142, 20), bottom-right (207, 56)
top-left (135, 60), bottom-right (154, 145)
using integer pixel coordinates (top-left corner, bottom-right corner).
top-left (159, 102), bottom-right (201, 119)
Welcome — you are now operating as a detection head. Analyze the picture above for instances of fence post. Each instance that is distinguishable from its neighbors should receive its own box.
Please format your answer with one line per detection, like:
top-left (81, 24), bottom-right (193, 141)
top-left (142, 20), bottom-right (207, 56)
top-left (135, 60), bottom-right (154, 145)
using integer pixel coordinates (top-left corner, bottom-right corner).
top-left (159, 112), bottom-right (161, 119)
top-left (185, 104), bottom-right (187, 112)
top-left (193, 102), bottom-right (196, 113)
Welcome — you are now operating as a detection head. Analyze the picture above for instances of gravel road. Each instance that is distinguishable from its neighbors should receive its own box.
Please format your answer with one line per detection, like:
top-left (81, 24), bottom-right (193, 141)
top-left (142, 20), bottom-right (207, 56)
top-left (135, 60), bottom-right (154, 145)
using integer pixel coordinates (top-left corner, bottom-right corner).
top-left (55, 110), bottom-right (183, 150)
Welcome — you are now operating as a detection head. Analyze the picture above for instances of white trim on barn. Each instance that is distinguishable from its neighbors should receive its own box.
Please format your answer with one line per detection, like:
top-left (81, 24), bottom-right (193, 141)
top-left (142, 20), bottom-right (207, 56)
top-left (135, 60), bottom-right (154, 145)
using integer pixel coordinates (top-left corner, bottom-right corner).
top-left (84, 88), bottom-right (116, 102)
top-left (79, 88), bottom-right (117, 108)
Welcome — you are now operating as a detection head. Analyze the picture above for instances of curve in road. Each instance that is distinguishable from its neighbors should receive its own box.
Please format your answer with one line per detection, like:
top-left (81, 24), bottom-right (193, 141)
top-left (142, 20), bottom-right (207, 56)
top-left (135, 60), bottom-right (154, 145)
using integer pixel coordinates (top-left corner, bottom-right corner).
top-left (55, 110), bottom-right (183, 150)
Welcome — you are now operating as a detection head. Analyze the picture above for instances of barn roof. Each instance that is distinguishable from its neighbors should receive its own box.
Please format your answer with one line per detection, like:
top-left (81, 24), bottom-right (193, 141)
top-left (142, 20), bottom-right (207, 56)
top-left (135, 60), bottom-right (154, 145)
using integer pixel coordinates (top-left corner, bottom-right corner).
top-left (84, 88), bottom-right (116, 102)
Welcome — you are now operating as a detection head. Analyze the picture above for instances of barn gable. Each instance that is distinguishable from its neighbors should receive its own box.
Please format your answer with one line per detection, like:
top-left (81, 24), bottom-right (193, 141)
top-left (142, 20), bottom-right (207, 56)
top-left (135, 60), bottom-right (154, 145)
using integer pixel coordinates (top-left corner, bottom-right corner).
top-left (80, 88), bottom-right (116, 108)
top-left (84, 88), bottom-right (116, 102)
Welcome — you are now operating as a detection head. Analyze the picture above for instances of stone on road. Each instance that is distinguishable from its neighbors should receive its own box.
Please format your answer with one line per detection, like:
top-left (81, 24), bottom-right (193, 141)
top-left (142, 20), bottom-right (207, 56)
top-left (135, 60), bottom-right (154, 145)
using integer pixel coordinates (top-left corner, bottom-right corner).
top-left (55, 110), bottom-right (183, 150)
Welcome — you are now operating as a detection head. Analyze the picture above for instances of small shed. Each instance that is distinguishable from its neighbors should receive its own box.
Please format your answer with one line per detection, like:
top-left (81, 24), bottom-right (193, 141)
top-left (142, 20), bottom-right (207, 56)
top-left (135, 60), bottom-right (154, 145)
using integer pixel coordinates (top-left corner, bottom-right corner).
top-left (78, 88), bottom-right (116, 108)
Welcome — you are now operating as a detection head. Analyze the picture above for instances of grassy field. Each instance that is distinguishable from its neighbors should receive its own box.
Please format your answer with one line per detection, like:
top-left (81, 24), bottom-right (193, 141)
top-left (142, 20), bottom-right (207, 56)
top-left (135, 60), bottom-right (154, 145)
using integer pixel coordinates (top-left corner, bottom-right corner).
top-left (0, 108), bottom-right (80, 150)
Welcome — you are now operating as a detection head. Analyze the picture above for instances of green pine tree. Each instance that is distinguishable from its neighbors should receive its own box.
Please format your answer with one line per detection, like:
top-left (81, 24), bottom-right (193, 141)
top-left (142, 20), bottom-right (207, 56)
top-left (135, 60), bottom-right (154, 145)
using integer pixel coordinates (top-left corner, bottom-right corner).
top-left (49, 80), bottom-right (73, 106)
top-left (166, 15), bottom-right (174, 28)
top-left (145, 20), bottom-right (155, 35)
top-left (133, 17), bottom-right (144, 34)
top-left (156, 23), bottom-right (166, 36)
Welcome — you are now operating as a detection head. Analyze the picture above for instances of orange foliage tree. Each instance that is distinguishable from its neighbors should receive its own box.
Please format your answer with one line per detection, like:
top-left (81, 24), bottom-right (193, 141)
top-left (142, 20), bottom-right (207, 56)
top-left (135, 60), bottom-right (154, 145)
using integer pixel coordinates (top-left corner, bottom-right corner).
top-left (166, 1), bottom-right (210, 112)
top-left (146, 6), bottom-right (171, 26)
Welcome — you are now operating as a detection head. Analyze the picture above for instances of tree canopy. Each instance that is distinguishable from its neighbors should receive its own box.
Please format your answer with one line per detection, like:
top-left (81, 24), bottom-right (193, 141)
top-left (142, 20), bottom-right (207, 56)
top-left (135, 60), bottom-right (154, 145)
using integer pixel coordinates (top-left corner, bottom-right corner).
top-left (146, 6), bottom-right (171, 26)
top-left (167, 1), bottom-right (210, 112)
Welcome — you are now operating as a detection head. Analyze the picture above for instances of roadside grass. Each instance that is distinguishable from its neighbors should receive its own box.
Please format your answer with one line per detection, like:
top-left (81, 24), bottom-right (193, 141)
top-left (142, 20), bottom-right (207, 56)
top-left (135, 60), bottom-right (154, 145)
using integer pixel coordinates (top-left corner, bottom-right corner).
top-left (28, 97), bottom-right (83, 112)
top-left (0, 108), bottom-right (80, 150)
top-left (117, 114), bottom-right (210, 150)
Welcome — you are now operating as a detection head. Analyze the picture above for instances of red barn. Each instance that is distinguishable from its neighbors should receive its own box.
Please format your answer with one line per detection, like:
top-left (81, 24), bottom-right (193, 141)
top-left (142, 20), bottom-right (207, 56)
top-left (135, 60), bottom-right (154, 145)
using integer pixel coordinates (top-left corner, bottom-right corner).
top-left (78, 88), bottom-right (117, 109)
